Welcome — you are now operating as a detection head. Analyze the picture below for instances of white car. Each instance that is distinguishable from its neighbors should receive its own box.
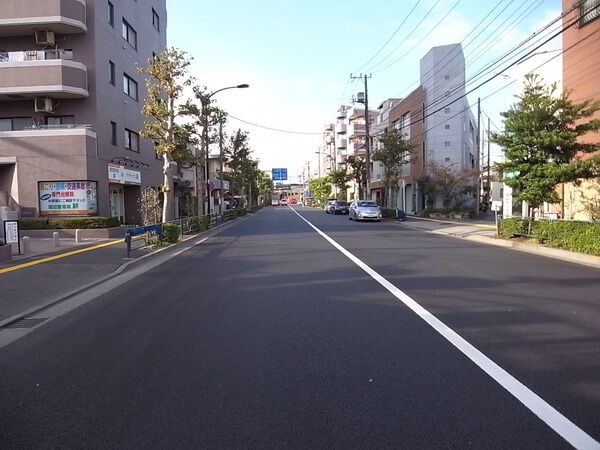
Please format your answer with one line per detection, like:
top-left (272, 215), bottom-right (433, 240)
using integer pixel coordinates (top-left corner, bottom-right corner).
top-left (349, 200), bottom-right (382, 222)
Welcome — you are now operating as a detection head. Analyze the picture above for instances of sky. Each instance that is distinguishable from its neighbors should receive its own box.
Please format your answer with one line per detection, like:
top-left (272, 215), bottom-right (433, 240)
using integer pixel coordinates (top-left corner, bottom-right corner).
top-left (167, 0), bottom-right (563, 183)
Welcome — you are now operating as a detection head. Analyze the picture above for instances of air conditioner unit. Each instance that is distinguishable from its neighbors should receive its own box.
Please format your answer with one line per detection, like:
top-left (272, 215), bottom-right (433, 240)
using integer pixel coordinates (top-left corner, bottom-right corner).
top-left (34, 97), bottom-right (54, 113)
top-left (35, 30), bottom-right (55, 45)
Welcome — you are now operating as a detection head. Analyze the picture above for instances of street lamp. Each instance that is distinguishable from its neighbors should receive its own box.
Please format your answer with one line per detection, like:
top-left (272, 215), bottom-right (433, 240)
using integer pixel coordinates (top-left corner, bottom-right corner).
top-left (200, 84), bottom-right (249, 216)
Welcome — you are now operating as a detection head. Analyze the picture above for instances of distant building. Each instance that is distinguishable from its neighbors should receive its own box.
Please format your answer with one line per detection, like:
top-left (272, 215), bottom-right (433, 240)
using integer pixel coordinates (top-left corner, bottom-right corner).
top-left (0, 0), bottom-right (167, 224)
top-left (560, 0), bottom-right (600, 220)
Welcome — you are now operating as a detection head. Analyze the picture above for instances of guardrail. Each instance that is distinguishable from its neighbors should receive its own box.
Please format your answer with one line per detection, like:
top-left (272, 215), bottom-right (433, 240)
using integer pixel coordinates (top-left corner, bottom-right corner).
top-left (125, 224), bottom-right (161, 258)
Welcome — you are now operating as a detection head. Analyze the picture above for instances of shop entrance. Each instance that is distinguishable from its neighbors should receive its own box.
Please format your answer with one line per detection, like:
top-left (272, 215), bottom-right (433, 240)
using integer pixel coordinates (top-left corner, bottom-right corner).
top-left (109, 184), bottom-right (125, 223)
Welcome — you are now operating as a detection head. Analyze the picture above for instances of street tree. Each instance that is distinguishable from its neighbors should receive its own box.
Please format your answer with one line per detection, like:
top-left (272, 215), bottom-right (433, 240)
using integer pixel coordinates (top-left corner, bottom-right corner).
top-left (138, 48), bottom-right (195, 222)
top-left (328, 168), bottom-right (351, 198)
top-left (372, 129), bottom-right (417, 208)
top-left (418, 161), bottom-right (477, 209)
top-left (224, 129), bottom-right (252, 200)
top-left (345, 155), bottom-right (367, 198)
top-left (308, 177), bottom-right (331, 204)
top-left (492, 73), bottom-right (600, 210)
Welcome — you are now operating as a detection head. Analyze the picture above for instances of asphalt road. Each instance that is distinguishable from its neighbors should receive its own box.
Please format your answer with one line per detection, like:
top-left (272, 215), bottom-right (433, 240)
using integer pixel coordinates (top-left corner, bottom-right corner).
top-left (1, 206), bottom-right (598, 449)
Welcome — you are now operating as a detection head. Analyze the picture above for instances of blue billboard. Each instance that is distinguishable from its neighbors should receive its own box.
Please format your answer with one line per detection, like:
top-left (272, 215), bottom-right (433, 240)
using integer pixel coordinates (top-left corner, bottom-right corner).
top-left (272, 168), bottom-right (288, 181)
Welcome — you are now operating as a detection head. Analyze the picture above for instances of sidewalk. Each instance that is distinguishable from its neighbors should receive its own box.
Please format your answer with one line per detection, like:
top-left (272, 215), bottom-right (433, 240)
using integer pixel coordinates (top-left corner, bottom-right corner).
top-left (402, 215), bottom-right (600, 270)
top-left (0, 237), bottom-right (129, 325)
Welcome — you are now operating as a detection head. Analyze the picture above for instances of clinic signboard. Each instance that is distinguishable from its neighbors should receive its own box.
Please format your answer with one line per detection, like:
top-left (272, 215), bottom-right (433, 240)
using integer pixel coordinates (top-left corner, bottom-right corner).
top-left (38, 181), bottom-right (98, 215)
top-left (108, 163), bottom-right (141, 185)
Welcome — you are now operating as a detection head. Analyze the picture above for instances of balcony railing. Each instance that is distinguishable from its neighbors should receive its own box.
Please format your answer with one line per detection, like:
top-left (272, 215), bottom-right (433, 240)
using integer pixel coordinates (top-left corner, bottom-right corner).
top-left (0, 49), bottom-right (74, 62)
top-left (0, 0), bottom-right (87, 35)
top-left (0, 54), bottom-right (88, 99)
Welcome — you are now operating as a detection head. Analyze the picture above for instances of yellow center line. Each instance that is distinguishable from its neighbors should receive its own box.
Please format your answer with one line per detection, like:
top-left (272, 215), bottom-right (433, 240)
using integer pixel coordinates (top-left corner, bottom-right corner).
top-left (409, 216), bottom-right (497, 229)
top-left (0, 239), bottom-right (124, 274)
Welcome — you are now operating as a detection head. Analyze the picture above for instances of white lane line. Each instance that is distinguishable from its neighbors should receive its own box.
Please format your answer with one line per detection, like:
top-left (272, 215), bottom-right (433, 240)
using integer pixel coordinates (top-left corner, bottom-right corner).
top-left (291, 208), bottom-right (599, 450)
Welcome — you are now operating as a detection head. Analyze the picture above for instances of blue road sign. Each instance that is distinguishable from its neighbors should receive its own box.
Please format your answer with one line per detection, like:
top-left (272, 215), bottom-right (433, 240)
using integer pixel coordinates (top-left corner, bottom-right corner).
top-left (272, 168), bottom-right (288, 181)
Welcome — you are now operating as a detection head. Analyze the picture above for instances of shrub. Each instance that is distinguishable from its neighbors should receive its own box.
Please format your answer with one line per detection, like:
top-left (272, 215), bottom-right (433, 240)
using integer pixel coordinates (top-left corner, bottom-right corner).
top-left (235, 208), bottom-right (248, 217)
top-left (499, 218), bottom-right (600, 255)
top-left (18, 216), bottom-right (120, 229)
top-left (381, 208), bottom-right (396, 219)
top-left (160, 223), bottom-right (180, 244)
top-left (223, 210), bottom-right (236, 222)
top-left (195, 215), bottom-right (210, 231)
top-left (498, 218), bottom-right (531, 238)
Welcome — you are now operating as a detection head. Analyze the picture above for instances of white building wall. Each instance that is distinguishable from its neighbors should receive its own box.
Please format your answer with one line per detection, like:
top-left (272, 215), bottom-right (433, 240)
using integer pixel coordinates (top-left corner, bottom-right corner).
top-left (420, 44), bottom-right (478, 172)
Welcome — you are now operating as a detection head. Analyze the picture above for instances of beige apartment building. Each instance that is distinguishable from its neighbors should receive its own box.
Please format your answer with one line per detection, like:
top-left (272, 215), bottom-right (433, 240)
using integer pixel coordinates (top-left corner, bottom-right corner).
top-left (0, 0), bottom-right (167, 225)
top-left (560, 0), bottom-right (600, 220)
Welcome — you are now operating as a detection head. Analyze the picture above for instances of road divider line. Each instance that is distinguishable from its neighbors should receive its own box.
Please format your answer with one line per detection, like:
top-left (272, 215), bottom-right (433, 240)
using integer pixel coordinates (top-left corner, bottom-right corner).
top-left (0, 240), bottom-right (123, 274)
top-left (291, 208), bottom-right (598, 450)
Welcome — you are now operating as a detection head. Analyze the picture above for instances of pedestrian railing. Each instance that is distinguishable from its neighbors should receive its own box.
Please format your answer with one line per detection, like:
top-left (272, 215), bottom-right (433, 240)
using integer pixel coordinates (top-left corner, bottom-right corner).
top-left (125, 224), bottom-right (162, 258)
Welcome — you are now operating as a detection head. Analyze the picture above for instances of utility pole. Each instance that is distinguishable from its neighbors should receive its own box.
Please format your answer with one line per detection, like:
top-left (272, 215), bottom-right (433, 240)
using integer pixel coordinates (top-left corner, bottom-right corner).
top-left (487, 116), bottom-right (491, 208)
top-left (219, 115), bottom-right (225, 216)
top-left (476, 97), bottom-right (481, 214)
top-left (351, 73), bottom-right (372, 199)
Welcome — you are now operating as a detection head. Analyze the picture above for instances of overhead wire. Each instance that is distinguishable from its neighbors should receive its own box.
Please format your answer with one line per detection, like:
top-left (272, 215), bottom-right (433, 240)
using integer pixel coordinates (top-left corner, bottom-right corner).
top-left (368, 0), bottom-right (442, 72)
top-left (373, 0), bottom-right (463, 74)
top-left (353, 0), bottom-right (422, 74)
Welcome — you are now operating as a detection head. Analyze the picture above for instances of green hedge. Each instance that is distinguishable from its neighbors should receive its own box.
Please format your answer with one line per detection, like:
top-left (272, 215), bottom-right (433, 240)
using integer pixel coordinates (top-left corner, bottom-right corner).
top-left (195, 216), bottom-right (210, 232)
top-left (19, 216), bottom-right (121, 230)
top-left (421, 208), bottom-right (476, 219)
top-left (235, 208), bottom-right (248, 217)
top-left (381, 208), bottom-right (396, 219)
top-left (161, 223), bottom-right (180, 244)
top-left (499, 218), bottom-right (600, 256)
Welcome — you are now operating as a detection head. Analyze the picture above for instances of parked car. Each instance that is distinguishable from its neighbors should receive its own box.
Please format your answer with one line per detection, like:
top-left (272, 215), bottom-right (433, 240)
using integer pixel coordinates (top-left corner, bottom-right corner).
top-left (271, 199), bottom-right (280, 206)
top-left (287, 198), bottom-right (298, 204)
top-left (349, 200), bottom-right (382, 222)
top-left (327, 200), bottom-right (349, 215)
top-left (324, 199), bottom-right (337, 213)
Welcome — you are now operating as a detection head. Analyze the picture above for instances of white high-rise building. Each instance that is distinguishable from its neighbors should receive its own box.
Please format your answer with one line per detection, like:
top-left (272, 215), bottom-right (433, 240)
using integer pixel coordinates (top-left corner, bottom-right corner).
top-left (421, 44), bottom-right (478, 177)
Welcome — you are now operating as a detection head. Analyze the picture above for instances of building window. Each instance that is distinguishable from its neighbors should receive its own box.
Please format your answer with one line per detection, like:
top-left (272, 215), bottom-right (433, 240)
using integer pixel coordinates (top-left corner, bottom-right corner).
top-left (46, 116), bottom-right (75, 126)
top-left (445, 157), bottom-right (451, 162)
top-left (108, 1), bottom-right (114, 27)
top-left (444, 141), bottom-right (451, 147)
top-left (125, 129), bottom-right (140, 152)
top-left (122, 19), bottom-right (137, 49)
top-left (109, 60), bottom-right (115, 85)
top-left (444, 107), bottom-right (451, 113)
top-left (0, 117), bottom-right (33, 131)
top-left (111, 121), bottom-right (117, 145)
top-left (580, 0), bottom-right (600, 26)
top-left (123, 73), bottom-right (138, 100)
top-left (152, 8), bottom-right (160, 31)
top-left (444, 124), bottom-right (450, 130)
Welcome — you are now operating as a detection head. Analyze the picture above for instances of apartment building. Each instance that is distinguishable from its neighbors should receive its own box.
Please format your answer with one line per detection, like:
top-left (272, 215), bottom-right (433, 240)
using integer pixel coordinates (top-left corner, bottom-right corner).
top-left (333, 104), bottom-right (377, 200)
top-left (0, 0), bottom-right (167, 225)
top-left (370, 98), bottom-right (401, 205)
top-left (561, 0), bottom-right (600, 220)
top-left (420, 44), bottom-right (478, 208)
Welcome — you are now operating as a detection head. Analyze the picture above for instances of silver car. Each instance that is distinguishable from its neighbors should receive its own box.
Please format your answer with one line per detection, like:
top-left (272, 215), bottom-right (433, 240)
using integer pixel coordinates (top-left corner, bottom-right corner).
top-left (349, 200), bottom-right (382, 222)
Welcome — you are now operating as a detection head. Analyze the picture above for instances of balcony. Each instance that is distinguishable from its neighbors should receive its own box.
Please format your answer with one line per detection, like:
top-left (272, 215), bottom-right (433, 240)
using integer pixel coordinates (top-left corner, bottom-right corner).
top-left (335, 123), bottom-right (347, 134)
top-left (348, 122), bottom-right (365, 138)
top-left (336, 138), bottom-right (347, 150)
top-left (0, 0), bottom-right (87, 36)
top-left (336, 108), bottom-right (347, 119)
top-left (0, 50), bottom-right (88, 100)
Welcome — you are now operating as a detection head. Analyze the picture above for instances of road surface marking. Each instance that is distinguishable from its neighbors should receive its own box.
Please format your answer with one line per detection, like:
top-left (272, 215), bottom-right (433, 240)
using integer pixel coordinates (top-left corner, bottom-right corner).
top-left (0, 240), bottom-right (123, 274)
top-left (291, 208), bottom-right (599, 450)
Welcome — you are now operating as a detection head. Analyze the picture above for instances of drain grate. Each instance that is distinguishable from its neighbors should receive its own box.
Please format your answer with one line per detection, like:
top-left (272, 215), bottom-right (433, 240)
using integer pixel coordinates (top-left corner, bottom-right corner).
top-left (3, 318), bottom-right (48, 329)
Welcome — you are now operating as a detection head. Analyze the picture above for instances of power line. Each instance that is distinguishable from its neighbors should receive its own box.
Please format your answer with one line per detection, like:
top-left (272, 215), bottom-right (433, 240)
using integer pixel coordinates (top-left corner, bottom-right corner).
top-left (353, 0), bottom-right (422, 73)
top-left (373, 0), bottom-right (463, 74)
top-left (227, 114), bottom-right (322, 135)
top-left (368, 0), bottom-right (442, 72)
